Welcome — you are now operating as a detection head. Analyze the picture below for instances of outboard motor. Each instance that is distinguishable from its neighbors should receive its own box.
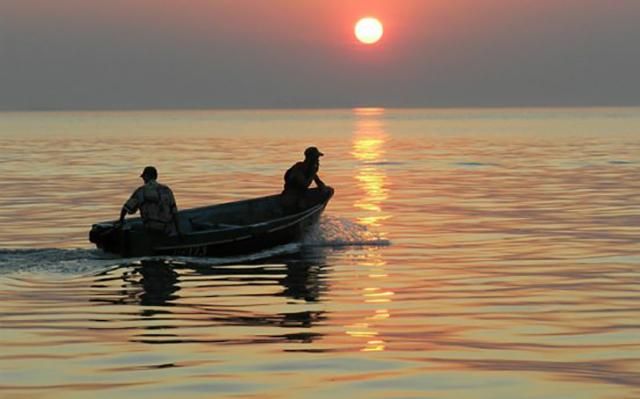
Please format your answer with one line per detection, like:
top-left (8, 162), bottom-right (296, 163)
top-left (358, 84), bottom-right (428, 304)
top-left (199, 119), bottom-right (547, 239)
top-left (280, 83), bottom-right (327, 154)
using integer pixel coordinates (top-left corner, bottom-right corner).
top-left (89, 222), bottom-right (123, 253)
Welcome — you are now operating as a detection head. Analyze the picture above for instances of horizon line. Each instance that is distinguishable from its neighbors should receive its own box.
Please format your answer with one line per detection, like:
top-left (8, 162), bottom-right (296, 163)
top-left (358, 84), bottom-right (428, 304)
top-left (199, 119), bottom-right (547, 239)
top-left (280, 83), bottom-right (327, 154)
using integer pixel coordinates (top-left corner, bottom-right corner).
top-left (1, 104), bottom-right (639, 113)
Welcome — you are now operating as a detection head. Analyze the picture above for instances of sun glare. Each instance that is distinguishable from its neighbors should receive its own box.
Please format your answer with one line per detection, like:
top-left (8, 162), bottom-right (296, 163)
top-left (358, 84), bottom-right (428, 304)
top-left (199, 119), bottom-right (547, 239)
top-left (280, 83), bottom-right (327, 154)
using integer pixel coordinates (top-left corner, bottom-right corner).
top-left (355, 17), bottom-right (383, 45)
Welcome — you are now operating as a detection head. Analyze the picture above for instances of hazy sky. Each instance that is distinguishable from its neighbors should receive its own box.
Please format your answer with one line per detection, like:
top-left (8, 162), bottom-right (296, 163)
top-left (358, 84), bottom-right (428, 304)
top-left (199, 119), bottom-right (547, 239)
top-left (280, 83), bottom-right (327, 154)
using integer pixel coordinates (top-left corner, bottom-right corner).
top-left (1, 0), bottom-right (639, 109)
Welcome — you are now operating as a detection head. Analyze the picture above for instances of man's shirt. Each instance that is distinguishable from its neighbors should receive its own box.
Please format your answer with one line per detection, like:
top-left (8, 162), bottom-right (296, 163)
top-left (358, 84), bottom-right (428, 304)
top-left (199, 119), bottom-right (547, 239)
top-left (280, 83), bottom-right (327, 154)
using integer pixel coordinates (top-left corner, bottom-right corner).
top-left (124, 180), bottom-right (178, 233)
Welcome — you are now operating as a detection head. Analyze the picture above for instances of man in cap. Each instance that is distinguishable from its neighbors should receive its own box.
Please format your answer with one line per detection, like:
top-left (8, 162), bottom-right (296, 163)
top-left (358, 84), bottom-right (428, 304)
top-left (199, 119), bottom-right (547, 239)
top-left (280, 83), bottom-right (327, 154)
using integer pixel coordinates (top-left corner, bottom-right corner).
top-left (281, 146), bottom-right (333, 210)
top-left (118, 166), bottom-right (181, 237)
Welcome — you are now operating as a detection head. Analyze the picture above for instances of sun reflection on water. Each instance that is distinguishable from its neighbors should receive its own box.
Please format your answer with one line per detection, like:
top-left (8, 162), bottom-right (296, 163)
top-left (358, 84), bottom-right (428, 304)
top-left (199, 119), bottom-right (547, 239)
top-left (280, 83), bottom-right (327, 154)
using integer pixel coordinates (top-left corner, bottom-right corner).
top-left (343, 247), bottom-right (393, 352)
top-left (352, 108), bottom-right (390, 228)
top-left (346, 108), bottom-right (394, 352)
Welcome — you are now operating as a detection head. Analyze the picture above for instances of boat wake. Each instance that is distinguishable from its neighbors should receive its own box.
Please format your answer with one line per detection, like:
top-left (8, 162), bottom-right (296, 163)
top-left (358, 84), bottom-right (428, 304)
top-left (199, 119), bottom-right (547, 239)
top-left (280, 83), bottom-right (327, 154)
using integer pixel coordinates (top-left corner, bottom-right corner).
top-left (0, 248), bottom-right (122, 276)
top-left (0, 245), bottom-right (302, 276)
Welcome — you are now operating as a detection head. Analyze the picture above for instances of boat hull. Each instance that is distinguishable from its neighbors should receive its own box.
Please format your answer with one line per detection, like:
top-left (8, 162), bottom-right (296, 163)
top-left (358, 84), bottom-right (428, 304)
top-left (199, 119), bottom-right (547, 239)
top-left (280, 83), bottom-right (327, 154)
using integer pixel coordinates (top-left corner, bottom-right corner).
top-left (89, 188), bottom-right (333, 258)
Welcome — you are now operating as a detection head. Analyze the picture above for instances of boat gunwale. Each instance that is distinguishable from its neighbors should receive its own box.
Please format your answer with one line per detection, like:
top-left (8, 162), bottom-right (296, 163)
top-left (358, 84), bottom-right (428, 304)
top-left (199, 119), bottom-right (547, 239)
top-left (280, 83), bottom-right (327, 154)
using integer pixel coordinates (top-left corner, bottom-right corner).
top-left (93, 193), bottom-right (284, 229)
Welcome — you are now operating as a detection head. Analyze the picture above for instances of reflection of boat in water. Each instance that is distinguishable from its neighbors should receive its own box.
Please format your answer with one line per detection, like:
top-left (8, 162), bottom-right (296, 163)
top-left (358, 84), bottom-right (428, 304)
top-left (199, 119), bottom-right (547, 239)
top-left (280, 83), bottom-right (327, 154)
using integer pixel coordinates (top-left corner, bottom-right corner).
top-left (89, 188), bottom-right (333, 258)
top-left (90, 248), bottom-right (329, 345)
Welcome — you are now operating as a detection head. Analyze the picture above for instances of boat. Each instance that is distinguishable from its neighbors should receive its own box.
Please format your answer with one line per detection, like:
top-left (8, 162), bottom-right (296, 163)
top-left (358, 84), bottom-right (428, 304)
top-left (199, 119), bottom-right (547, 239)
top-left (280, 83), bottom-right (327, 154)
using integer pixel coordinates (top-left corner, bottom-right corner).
top-left (89, 187), bottom-right (333, 257)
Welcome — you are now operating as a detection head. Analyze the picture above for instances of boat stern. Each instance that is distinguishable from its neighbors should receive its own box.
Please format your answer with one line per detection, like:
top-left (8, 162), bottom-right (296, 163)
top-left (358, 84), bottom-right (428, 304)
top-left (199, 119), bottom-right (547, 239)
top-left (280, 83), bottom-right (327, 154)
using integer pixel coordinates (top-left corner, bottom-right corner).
top-left (89, 222), bottom-right (124, 254)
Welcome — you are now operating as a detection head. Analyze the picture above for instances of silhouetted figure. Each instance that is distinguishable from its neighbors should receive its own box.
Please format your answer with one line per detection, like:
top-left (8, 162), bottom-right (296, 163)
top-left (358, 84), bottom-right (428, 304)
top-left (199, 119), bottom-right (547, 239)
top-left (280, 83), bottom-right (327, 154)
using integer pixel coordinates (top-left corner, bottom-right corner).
top-left (281, 147), bottom-right (334, 211)
top-left (118, 166), bottom-right (181, 237)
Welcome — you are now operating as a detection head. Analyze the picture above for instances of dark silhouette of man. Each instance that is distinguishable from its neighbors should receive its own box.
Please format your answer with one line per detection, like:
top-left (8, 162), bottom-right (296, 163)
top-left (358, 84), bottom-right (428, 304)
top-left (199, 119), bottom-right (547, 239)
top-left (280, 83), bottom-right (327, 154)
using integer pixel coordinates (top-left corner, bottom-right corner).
top-left (281, 147), bottom-right (333, 210)
top-left (118, 166), bottom-right (181, 237)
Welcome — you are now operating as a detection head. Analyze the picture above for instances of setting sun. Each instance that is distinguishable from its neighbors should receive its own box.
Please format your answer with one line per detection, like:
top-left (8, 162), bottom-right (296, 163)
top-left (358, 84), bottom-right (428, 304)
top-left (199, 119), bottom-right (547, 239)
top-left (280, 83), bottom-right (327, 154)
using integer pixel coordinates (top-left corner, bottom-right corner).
top-left (355, 17), bottom-right (383, 45)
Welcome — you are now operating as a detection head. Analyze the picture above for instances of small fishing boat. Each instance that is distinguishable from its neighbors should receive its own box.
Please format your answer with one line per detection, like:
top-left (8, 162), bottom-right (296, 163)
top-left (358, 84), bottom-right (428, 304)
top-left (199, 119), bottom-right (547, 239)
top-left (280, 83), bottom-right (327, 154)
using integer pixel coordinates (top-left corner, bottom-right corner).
top-left (89, 187), bottom-right (333, 257)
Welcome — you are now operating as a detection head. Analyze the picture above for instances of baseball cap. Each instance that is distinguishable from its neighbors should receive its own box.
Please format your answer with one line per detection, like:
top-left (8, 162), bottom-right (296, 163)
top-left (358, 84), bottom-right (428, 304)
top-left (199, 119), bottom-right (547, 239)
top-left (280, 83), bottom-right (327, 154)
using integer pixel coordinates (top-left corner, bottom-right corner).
top-left (304, 146), bottom-right (324, 158)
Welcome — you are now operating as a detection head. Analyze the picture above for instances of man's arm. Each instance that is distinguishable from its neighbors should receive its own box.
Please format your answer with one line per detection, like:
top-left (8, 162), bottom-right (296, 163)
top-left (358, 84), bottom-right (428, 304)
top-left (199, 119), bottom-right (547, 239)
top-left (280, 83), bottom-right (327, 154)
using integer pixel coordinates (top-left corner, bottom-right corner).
top-left (119, 188), bottom-right (141, 225)
top-left (313, 174), bottom-right (326, 189)
top-left (309, 160), bottom-right (324, 188)
top-left (168, 189), bottom-right (182, 236)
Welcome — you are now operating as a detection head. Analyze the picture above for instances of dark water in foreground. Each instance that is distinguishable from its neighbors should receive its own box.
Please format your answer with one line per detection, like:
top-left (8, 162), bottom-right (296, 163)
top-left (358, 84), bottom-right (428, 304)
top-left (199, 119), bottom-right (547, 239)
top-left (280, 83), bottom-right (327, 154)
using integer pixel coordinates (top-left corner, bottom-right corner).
top-left (1, 108), bottom-right (639, 398)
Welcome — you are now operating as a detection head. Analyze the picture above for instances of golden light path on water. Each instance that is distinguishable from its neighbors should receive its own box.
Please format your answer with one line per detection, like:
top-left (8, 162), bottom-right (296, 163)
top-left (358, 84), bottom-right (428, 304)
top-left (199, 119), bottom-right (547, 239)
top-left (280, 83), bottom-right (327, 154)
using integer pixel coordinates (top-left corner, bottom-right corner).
top-left (346, 108), bottom-right (393, 352)
top-left (0, 108), bottom-right (639, 399)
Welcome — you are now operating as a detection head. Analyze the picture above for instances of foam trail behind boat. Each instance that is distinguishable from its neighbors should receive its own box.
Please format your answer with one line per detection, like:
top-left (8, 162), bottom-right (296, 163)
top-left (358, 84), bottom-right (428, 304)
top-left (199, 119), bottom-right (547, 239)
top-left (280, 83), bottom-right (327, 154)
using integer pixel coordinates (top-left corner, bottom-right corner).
top-left (0, 248), bottom-right (123, 276)
top-left (0, 242), bottom-right (303, 276)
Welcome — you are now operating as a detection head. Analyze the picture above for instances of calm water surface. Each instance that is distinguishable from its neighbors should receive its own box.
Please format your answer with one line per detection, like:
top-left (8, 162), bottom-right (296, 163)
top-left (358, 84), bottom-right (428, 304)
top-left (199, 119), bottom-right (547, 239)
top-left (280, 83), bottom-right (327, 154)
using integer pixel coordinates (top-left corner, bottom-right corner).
top-left (1, 108), bottom-right (639, 398)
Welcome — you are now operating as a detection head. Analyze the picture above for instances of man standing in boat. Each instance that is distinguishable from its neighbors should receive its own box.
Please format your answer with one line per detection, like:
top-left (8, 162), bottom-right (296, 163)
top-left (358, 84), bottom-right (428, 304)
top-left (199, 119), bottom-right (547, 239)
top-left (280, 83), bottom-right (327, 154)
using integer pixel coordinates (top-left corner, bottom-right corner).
top-left (118, 166), bottom-right (181, 237)
top-left (281, 146), bottom-right (334, 211)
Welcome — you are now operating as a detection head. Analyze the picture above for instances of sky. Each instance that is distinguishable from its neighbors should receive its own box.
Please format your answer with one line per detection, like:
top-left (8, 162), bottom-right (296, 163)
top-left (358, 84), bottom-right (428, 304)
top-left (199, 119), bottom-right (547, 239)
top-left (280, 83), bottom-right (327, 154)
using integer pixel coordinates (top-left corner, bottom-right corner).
top-left (1, 0), bottom-right (639, 110)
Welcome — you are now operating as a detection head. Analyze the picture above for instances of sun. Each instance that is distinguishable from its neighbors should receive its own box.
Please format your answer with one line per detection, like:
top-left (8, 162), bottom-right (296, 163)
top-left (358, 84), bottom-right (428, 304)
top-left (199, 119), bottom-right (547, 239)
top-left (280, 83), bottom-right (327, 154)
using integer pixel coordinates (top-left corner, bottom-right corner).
top-left (355, 17), bottom-right (383, 45)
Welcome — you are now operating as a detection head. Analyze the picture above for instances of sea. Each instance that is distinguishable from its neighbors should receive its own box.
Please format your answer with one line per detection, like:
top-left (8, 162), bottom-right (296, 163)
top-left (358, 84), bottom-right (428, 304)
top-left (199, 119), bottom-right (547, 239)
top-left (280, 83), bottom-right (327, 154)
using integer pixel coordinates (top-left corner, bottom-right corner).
top-left (1, 108), bottom-right (639, 399)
